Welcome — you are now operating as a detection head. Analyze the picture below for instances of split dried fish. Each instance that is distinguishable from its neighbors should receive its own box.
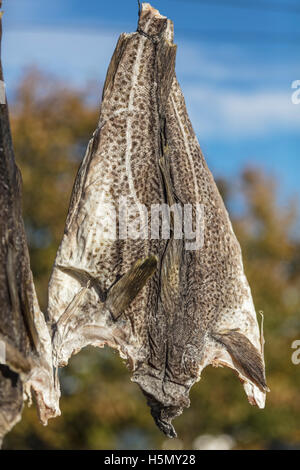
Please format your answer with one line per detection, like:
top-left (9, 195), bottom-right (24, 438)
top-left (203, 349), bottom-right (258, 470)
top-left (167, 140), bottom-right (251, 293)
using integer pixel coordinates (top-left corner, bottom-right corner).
top-left (0, 8), bottom-right (60, 441)
top-left (48, 3), bottom-right (268, 437)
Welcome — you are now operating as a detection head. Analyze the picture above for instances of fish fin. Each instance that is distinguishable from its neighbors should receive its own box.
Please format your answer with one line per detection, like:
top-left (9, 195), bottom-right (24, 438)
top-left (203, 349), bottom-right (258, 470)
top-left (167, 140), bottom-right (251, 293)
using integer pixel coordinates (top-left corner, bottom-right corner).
top-left (0, 334), bottom-right (32, 375)
top-left (6, 244), bottom-right (39, 351)
top-left (211, 329), bottom-right (269, 392)
top-left (106, 255), bottom-right (157, 320)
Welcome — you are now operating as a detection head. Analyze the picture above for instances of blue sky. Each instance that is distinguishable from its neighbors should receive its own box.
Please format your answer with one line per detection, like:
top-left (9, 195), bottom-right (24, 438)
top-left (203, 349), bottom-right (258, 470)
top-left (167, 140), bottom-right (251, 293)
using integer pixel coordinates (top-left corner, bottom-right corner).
top-left (2, 0), bottom-right (300, 219)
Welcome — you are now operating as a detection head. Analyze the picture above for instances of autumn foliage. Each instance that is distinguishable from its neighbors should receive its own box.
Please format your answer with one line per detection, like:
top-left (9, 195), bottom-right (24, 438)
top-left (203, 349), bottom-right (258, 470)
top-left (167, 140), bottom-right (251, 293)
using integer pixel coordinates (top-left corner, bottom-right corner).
top-left (3, 69), bottom-right (300, 450)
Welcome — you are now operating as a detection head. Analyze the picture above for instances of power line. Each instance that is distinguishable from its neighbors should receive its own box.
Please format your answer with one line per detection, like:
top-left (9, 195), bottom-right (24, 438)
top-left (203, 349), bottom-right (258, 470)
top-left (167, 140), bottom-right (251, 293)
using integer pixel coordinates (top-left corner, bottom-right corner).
top-left (173, 0), bottom-right (300, 14)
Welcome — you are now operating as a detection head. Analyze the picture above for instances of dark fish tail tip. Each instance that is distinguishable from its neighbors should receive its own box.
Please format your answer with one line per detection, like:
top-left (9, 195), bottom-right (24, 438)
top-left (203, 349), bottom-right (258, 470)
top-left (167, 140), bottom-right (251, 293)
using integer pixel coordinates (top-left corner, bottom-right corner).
top-left (154, 417), bottom-right (177, 439)
top-left (211, 329), bottom-right (268, 394)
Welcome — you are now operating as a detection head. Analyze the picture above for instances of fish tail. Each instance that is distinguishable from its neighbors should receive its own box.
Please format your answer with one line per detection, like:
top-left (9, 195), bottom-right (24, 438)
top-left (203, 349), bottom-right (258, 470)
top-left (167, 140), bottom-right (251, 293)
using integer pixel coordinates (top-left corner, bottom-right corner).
top-left (211, 329), bottom-right (269, 392)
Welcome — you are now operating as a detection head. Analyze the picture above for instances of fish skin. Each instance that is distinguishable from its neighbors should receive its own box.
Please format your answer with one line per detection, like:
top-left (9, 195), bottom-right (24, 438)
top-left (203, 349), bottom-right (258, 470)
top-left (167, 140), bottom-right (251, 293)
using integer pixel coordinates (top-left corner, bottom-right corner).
top-left (165, 77), bottom-right (267, 398)
top-left (48, 4), bottom-right (175, 372)
top-left (0, 11), bottom-right (60, 439)
top-left (48, 3), bottom-right (267, 437)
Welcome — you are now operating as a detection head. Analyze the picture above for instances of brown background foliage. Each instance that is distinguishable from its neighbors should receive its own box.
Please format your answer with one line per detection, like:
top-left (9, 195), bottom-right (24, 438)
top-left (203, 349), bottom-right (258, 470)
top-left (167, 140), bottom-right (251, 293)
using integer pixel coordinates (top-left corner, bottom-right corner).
top-left (3, 69), bottom-right (300, 450)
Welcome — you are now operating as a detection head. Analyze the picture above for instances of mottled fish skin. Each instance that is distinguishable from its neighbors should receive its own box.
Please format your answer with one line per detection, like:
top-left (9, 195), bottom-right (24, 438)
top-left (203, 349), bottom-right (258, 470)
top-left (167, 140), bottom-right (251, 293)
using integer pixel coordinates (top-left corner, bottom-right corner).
top-left (165, 77), bottom-right (267, 403)
top-left (132, 50), bottom-right (267, 439)
top-left (47, 3), bottom-right (267, 438)
top-left (133, 17), bottom-right (267, 436)
top-left (48, 5), bottom-right (175, 384)
top-left (0, 11), bottom-right (60, 436)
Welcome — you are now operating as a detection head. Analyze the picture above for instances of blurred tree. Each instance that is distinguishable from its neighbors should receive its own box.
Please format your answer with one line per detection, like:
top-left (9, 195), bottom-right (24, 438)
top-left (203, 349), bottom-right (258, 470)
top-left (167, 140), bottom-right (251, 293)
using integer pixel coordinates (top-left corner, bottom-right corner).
top-left (10, 68), bottom-right (100, 309)
top-left (3, 71), bottom-right (300, 450)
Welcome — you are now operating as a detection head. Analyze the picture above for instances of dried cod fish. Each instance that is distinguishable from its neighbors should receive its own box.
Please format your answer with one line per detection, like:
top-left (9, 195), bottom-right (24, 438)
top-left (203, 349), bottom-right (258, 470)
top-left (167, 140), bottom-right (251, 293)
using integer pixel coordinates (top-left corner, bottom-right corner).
top-left (48, 3), bottom-right (268, 437)
top-left (0, 6), bottom-right (60, 443)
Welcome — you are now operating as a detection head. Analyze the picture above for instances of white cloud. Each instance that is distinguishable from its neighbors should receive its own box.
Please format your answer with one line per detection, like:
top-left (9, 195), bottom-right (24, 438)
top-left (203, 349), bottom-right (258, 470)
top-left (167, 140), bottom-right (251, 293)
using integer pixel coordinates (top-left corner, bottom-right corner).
top-left (2, 28), bottom-right (120, 87)
top-left (182, 84), bottom-right (300, 138)
top-left (3, 27), bottom-right (299, 140)
top-left (176, 43), bottom-right (232, 81)
top-left (176, 39), bottom-right (300, 84)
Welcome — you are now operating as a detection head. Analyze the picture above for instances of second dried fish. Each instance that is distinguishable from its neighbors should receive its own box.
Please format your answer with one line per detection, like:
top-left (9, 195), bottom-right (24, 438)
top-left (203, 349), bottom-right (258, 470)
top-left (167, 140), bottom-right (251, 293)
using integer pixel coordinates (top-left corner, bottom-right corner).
top-left (48, 3), bottom-right (268, 437)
